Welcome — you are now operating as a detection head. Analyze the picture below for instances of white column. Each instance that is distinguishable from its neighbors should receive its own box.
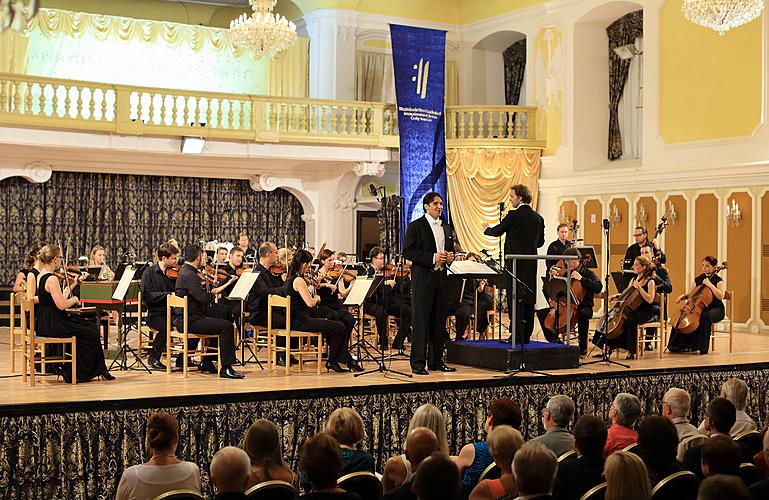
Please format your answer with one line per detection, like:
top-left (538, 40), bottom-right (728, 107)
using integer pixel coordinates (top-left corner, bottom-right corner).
top-left (304, 9), bottom-right (358, 100)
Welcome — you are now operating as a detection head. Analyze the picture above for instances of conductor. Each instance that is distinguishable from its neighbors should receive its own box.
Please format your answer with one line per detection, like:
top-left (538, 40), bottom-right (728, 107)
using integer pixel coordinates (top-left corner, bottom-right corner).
top-left (483, 184), bottom-right (545, 344)
top-left (403, 192), bottom-right (459, 375)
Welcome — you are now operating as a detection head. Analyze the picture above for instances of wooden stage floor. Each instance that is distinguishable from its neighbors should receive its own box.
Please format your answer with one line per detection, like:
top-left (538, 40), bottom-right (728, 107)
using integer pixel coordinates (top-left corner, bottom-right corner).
top-left (1, 324), bottom-right (768, 409)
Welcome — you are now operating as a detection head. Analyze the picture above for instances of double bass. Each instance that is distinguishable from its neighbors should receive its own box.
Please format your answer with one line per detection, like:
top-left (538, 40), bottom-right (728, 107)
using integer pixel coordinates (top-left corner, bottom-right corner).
top-left (595, 265), bottom-right (655, 339)
top-left (669, 262), bottom-right (727, 334)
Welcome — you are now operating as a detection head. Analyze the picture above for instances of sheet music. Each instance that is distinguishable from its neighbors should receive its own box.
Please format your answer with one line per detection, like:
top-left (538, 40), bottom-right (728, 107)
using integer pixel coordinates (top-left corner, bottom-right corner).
top-left (228, 271), bottom-right (260, 301)
top-left (447, 260), bottom-right (496, 275)
top-left (344, 278), bottom-right (374, 306)
top-left (112, 266), bottom-right (136, 301)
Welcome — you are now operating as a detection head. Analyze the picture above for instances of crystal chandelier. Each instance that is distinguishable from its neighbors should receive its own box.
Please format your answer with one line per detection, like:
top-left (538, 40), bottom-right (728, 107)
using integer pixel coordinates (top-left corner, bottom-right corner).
top-left (682, 0), bottom-right (764, 36)
top-left (1, 0), bottom-right (40, 32)
top-left (229, 0), bottom-right (297, 58)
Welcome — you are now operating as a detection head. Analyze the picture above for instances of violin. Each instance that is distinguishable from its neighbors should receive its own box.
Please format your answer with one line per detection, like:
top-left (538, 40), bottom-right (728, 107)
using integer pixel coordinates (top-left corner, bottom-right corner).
top-left (326, 264), bottom-right (358, 283)
top-left (269, 263), bottom-right (287, 276)
top-left (669, 262), bottom-right (727, 334)
top-left (164, 264), bottom-right (182, 280)
top-left (596, 266), bottom-right (656, 339)
top-left (383, 263), bottom-right (410, 279)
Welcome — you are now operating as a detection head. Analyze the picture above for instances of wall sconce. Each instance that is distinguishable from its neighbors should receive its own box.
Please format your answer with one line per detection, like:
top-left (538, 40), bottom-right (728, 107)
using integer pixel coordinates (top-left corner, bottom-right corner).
top-left (666, 201), bottom-right (679, 226)
top-left (559, 206), bottom-right (571, 225)
top-left (725, 198), bottom-right (742, 227)
top-left (611, 205), bottom-right (622, 226)
top-left (636, 204), bottom-right (648, 226)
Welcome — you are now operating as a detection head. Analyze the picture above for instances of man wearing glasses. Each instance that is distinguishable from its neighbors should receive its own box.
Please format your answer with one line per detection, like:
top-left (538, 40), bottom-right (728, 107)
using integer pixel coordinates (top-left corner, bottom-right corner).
top-left (623, 226), bottom-right (656, 270)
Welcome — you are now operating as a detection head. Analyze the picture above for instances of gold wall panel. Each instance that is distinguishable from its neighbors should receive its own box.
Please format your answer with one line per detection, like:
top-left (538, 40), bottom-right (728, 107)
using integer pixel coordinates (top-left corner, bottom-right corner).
top-left (584, 199), bottom-right (603, 313)
top-left (726, 192), bottom-right (752, 323)
top-left (636, 197), bottom-right (657, 233)
top-left (558, 201), bottom-right (578, 239)
top-left (609, 198), bottom-right (629, 272)
top-left (762, 193), bottom-right (769, 325)
top-left (664, 195), bottom-right (687, 316)
top-left (694, 194), bottom-right (719, 275)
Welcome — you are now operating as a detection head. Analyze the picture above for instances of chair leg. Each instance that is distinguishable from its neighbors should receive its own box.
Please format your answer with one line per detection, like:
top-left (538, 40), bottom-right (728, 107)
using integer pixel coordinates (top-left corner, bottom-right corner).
top-left (29, 341), bottom-right (35, 387)
top-left (317, 336), bottom-right (322, 375)
top-left (285, 335), bottom-right (290, 376)
top-left (183, 335), bottom-right (189, 378)
top-left (71, 339), bottom-right (77, 385)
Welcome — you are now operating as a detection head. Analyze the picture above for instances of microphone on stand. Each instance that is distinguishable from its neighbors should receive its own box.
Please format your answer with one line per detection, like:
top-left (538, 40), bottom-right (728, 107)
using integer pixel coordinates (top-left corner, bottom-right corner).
top-left (498, 201), bottom-right (506, 212)
top-left (369, 184), bottom-right (380, 200)
top-left (480, 249), bottom-right (499, 269)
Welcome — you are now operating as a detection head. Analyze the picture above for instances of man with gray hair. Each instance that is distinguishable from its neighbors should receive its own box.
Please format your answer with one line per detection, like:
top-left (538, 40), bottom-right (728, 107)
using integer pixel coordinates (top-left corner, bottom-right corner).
top-left (662, 387), bottom-right (702, 461)
top-left (604, 393), bottom-right (641, 457)
top-left (512, 441), bottom-right (558, 499)
top-left (533, 395), bottom-right (575, 457)
top-left (210, 446), bottom-right (251, 499)
top-left (698, 378), bottom-right (757, 437)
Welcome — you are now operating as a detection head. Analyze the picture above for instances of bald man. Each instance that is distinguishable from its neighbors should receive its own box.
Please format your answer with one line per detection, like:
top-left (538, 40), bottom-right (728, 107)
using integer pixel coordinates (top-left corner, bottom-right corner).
top-left (211, 446), bottom-right (250, 499)
top-left (384, 427), bottom-right (440, 500)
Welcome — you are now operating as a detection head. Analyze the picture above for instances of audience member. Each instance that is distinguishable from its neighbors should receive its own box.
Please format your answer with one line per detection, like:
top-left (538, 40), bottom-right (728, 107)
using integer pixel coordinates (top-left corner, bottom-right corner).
top-left (662, 387), bottom-right (702, 460)
top-left (299, 433), bottom-right (362, 499)
top-left (413, 452), bottom-right (460, 500)
top-left (604, 393), bottom-right (641, 457)
top-left (384, 427), bottom-right (439, 500)
top-left (698, 475), bottom-right (752, 500)
top-left (454, 398), bottom-right (522, 492)
top-left (511, 441), bottom-right (557, 500)
top-left (636, 415), bottom-right (682, 485)
top-left (552, 415), bottom-right (607, 500)
top-left (701, 435), bottom-right (742, 477)
top-left (748, 431), bottom-right (769, 499)
top-left (383, 403), bottom-right (449, 492)
top-left (532, 395), bottom-right (575, 457)
top-left (604, 451), bottom-right (651, 500)
top-left (470, 425), bottom-right (524, 500)
top-left (699, 379), bottom-right (756, 437)
top-left (242, 419), bottom-right (297, 490)
top-left (684, 397), bottom-right (751, 477)
top-left (116, 412), bottom-right (201, 500)
top-left (210, 446), bottom-right (251, 500)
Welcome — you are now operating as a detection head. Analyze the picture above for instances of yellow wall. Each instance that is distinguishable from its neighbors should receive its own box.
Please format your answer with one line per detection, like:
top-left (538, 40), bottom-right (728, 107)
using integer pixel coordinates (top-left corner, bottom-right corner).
top-left (660, 0), bottom-right (763, 143)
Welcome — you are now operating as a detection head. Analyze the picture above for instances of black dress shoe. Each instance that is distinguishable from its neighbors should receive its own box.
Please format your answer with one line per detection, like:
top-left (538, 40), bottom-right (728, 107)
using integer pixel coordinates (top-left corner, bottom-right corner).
top-left (625, 353), bottom-right (637, 360)
top-left (98, 370), bottom-right (116, 381)
top-left (289, 355), bottom-right (299, 365)
top-left (347, 361), bottom-right (364, 372)
top-left (198, 361), bottom-right (218, 374)
top-left (175, 355), bottom-right (198, 369)
top-left (220, 366), bottom-right (245, 379)
top-left (500, 336), bottom-right (513, 344)
top-left (431, 364), bottom-right (457, 372)
top-left (148, 356), bottom-right (166, 370)
top-left (276, 355), bottom-right (287, 367)
top-left (325, 361), bottom-right (349, 373)
top-left (56, 366), bottom-right (72, 384)
top-left (412, 368), bottom-right (429, 375)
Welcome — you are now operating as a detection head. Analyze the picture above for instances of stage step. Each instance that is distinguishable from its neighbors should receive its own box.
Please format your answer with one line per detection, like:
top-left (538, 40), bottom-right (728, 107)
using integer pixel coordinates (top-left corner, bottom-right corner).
top-left (446, 339), bottom-right (580, 372)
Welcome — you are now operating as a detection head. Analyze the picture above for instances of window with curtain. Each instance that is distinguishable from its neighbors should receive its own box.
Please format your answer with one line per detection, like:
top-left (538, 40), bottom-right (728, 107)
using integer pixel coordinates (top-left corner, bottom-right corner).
top-left (618, 37), bottom-right (643, 160)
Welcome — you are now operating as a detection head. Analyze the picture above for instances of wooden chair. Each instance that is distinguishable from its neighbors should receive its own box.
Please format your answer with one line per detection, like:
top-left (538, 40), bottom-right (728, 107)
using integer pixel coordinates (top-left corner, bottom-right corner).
top-left (267, 294), bottom-right (323, 375)
top-left (165, 293), bottom-right (221, 377)
top-left (19, 293), bottom-right (77, 386)
top-left (478, 462), bottom-right (501, 482)
top-left (338, 471), bottom-right (383, 500)
top-left (135, 291), bottom-right (159, 358)
top-left (557, 449), bottom-right (576, 462)
top-left (387, 314), bottom-right (399, 344)
top-left (151, 490), bottom-right (204, 500)
top-left (580, 482), bottom-right (606, 500)
top-left (477, 284), bottom-right (497, 340)
top-left (9, 291), bottom-right (26, 372)
top-left (637, 293), bottom-right (667, 358)
top-left (245, 480), bottom-right (297, 500)
top-left (650, 470), bottom-right (698, 500)
top-left (710, 290), bottom-right (733, 353)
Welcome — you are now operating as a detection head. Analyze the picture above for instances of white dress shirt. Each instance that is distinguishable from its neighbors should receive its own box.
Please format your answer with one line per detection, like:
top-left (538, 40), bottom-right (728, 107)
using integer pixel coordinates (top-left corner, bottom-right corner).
top-left (425, 213), bottom-right (445, 269)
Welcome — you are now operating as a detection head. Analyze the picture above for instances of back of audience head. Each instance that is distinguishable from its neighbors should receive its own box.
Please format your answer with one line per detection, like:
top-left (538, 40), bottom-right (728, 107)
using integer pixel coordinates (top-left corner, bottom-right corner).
top-left (242, 419), bottom-right (286, 470)
top-left (405, 427), bottom-right (439, 470)
top-left (512, 441), bottom-right (558, 496)
top-left (697, 474), bottom-right (751, 500)
top-left (604, 451), bottom-right (651, 500)
top-left (573, 414), bottom-right (608, 460)
top-left (409, 403), bottom-right (449, 455)
top-left (211, 446), bottom-right (251, 494)
top-left (413, 452), bottom-right (460, 500)
top-left (488, 398), bottom-right (522, 431)
top-left (300, 432), bottom-right (343, 490)
top-left (637, 415), bottom-right (678, 466)
top-left (545, 395), bottom-right (575, 429)
top-left (325, 407), bottom-right (365, 448)
top-left (720, 378), bottom-right (749, 411)
top-left (611, 393), bottom-right (641, 428)
top-left (705, 397), bottom-right (737, 434)
top-left (487, 425), bottom-right (524, 470)
top-left (662, 387), bottom-right (691, 420)
top-left (146, 411), bottom-right (179, 456)
top-left (701, 435), bottom-right (741, 477)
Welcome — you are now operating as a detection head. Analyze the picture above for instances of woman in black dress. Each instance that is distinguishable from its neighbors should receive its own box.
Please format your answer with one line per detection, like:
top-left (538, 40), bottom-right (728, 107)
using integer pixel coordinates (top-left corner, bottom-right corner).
top-left (315, 249), bottom-right (356, 341)
top-left (13, 245), bottom-right (40, 293)
top-left (668, 256), bottom-right (726, 355)
top-left (285, 249), bottom-right (361, 373)
top-left (36, 244), bottom-right (113, 382)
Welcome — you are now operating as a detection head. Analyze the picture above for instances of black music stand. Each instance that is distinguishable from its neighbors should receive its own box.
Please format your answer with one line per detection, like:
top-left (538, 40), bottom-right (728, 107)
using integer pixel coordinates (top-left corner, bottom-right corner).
top-left (109, 266), bottom-right (151, 373)
top-left (576, 246), bottom-right (598, 269)
top-left (611, 272), bottom-right (633, 293)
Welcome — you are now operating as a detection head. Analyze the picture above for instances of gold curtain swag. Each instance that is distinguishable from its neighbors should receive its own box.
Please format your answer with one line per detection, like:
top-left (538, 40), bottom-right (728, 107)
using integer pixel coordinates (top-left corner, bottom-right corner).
top-left (447, 148), bottom-right (541, 255)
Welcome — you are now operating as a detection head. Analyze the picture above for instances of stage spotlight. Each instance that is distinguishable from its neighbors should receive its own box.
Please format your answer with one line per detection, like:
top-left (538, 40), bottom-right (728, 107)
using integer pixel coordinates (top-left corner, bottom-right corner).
top-left (181, 137), bottom-right (205, 154)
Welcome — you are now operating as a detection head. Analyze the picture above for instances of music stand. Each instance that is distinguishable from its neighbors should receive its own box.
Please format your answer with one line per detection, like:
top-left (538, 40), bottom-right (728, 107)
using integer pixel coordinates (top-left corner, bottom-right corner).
top-left (576, 246), bottom-right (598, 269)
top-left (611, 271), bottom-right (633, 292)
top-left (109, 266), bottom-right (151, 373)
top-left (227, 271), bottom-right (263, 369)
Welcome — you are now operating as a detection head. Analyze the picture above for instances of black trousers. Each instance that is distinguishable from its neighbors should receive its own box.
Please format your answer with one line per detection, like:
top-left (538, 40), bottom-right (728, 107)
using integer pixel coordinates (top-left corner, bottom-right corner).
top-left (511, 301), bottom-right (536, 344)
top-left (177, 314), bottom-right (237, 368)
top-left (364, 303), bottom-right (389, 349)
top-left (668, 303), bottom-right (725, 354)
top-left (601, 305), bottom-right (659, 354)
top-left (411, 274), bottom-right (449, 371)
top-left (537, 305), bottom-right (593, 350)
top-left (388, 301), bottom-right (412, 349)
top-left (291, 315), bottom-right (350, 364)
top-left (147, 314), bottom-right (169, 360)
top-left (317, 304), bottom-right (355, 339)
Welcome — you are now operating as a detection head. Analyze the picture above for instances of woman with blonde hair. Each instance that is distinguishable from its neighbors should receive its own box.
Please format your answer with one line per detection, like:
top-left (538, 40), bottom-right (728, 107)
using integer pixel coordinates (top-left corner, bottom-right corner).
top-left (242, 419), bottom-right (296, 489)
top-left (604, 450), bottom-right (652, 500)
top-left (470, 425), bottom-right (524, 500)
top-left (382, 403), bottom-right (449, 491)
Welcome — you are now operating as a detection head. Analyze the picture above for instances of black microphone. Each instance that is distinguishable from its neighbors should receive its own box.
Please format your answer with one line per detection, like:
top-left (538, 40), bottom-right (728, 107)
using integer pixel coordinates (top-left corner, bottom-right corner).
top-left (498, 201), bottom-right (505, 211)
top-left (602, 218), bottom-right (610, 230)
top-left (369, 184), bottom-right (379, 198)
top-left (480, 249), bottom-right (498, 266)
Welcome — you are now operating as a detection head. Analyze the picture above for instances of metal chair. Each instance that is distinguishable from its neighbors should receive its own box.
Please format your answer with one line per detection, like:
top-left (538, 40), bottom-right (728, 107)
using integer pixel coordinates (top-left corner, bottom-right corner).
top-left (558, 449), bottom-right (576, 462)
top-left (338, 471), bottom-right (383, 500)
top-left (151, 490), bottom-right (204, 500)
top-left (738, 462), bottom-right (760, 486)
top-left (478, 462), bottom-right (501, 482)
top-left (734, 430), bottom-right (763, 456)
top-left (245, 479), bottom-right (297, 500)
top-left (166, 293), bottom-right (222, 377)
top-left (580, 482), bottom-right (606, 500)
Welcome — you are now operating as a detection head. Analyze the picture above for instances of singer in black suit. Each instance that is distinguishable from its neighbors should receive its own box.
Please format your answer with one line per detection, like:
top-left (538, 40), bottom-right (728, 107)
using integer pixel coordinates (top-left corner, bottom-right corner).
top-left (483, 184), bottom-right (545, 344)
top-left (402, 192), bottom-right (458, 375)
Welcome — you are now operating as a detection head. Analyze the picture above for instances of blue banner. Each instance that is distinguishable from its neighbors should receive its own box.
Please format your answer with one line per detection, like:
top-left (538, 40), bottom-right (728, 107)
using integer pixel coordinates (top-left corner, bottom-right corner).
top-left (390, 24), bottom-right (447, 240)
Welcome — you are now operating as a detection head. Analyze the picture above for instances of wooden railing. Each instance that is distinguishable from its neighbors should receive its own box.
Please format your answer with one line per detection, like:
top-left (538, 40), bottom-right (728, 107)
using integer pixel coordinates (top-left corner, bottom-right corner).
top-left (0, 73), bottom-right (543, 149)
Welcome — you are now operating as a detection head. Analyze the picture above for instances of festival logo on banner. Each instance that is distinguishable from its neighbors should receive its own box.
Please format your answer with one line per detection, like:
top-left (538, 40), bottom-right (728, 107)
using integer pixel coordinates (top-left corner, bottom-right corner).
top-left (390, 24), bottom-right (447, 240)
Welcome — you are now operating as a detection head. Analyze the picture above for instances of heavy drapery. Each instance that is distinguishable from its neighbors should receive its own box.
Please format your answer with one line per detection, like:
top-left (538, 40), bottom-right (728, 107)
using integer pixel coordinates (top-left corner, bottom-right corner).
top-left (268, 37), bottom-right (309, 97)
top-left (0, 172), bottom-right (305, 284)
top-left (607, 10), bottom-right (643, 161)
top-left (503, 39), bottom-right (526, 106)
top-left (446, 148), bottom-right (541, 254)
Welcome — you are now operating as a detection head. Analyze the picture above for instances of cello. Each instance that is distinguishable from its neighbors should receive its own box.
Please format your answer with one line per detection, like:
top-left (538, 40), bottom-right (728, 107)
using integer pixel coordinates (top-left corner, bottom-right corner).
top-left (542, 252), bottom-right (591, 337)
top-left (669, 262), bottom-right (727, 334)
top-left (595, 263), bottom-right (656, 339)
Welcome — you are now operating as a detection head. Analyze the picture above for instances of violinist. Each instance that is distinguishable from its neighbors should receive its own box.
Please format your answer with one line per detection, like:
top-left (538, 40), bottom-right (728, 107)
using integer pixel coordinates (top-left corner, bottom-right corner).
top-left (220, 247), bottom-right (244, 296)
top-left (284, 249), bottom-right (362, 372)
top-left (238, 232), bottom-right (256, 260)
top-left (447, 252), bottom-right (494, 341)
top-left (141, 243), bottom-right (180, 370)
top-left (35, 244), bottom-right (113, 382)
top-left (365, 246), bottom-right (413, 354)
top-left (315, 249), bottom-right (356, 340)
top-left (174, 245), bottom-right (243, 379)
top-left (13, 245), bottom-right (40, 293)
top-left (215, 246), bottom-right (229, 266)
top-left (668, 256), bottom-right (726, 355)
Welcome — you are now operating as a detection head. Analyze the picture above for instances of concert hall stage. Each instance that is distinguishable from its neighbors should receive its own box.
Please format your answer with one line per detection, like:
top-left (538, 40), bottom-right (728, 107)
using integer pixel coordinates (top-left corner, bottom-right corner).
top-left (1, 328), bottom-right (768, 498)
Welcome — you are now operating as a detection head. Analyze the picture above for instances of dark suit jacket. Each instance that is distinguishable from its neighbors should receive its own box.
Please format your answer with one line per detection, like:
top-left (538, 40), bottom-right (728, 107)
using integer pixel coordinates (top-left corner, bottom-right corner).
top-left (484, 204), bottom-right (545, 304)
top-left (683, 438), bottom-right (754, 478)
top-left (402, 215), bottom-right (455, 295)
top-left (552, 454), bottom-right (604, 500)
top-left (383, 481), bottom-right (417, 500)
top-left (749, 478), bottom-right (769, 499)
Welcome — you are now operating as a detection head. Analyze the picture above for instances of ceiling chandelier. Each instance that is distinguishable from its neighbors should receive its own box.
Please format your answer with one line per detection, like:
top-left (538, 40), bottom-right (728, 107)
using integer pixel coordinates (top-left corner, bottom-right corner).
top-left (229, 0), bottom-right (297, 59)
top-left (682, 0), bottom-right (764, 36)
top-left (1, 0), bottom-right (40, 32)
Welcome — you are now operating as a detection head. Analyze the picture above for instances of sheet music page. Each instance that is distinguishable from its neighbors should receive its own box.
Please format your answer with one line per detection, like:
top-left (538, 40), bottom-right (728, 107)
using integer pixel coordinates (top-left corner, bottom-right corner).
top-left (112, 267), bottom-right (137, 301)
top-left (447, 260), bottom-right (496, 275)
top-left (344, 278), bottom-right (374, 306)
top-left (229, 271), bottom-right (260, 300)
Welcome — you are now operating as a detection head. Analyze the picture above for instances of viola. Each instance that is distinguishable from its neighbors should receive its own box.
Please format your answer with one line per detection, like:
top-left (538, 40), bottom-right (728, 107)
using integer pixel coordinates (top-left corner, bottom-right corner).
top-left (669, 262), bottom-right (727, 334)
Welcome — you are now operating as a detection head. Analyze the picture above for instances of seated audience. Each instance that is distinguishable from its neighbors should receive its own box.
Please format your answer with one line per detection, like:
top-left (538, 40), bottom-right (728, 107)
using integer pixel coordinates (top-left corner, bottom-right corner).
top-left (661, 387), bottom-right (701, 460)
top-left (210, 446), bottom-right (251, 500)
top-left (604, 393), bottom-right (641, 457)
top-left (511, 441), bottom-right (558, 500)
top-left (383, 403), bottom-right (449, 492)
top-left (413, 452), bottom-right (460, 500)
top-left (532, 395), bottom-right (575, 458)
top-left (453, 398), bottom-right (522, 492)
top-left (604, 451), bottom-right (651, 500)
top-left (701, 435), bottom-right (742, 477)
top-left (748, 431), bottom-right (769, 499)
top-left (553, 415), bottom-right (607, 500)
top-left (698, 475), bottom-right (752, 500)
top-left (698, 379), bottom-right (757, 437)
top-left (116, 412), bottom-right (201, 500)
top-left (684, 397), bottom-right (752, 477)
top-left (299, 432), bottom-right (362, 499)
top-left (242, 419), bottom-right (297, 489)
top-left (636, 415), bottom-right (682, 486)
top-left (384, 427), bottom-right (439, 500)
top-left (470, 425), bottom-right (524, 500)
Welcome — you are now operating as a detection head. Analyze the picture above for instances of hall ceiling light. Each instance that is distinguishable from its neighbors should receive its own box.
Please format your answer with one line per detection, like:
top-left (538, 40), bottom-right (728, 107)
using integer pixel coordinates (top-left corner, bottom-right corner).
top-left (1, 0), bottom-right (40, 33)
top-left (682, 0), bottom-right (764, 36)
top-left (229, 0), bottom-right (297, 59)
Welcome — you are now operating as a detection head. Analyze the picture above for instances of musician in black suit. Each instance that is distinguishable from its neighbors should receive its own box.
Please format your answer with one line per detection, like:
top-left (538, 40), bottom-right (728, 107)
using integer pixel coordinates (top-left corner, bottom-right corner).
top-left (483, 184), bottom-right (545, 344)
top-left (402, 192), bottom-right (459, 375)
top-left (624, 226), bottom-right (666, 270)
